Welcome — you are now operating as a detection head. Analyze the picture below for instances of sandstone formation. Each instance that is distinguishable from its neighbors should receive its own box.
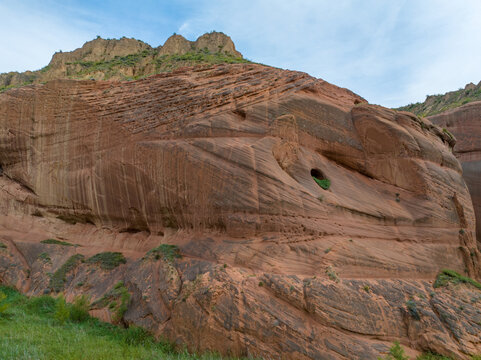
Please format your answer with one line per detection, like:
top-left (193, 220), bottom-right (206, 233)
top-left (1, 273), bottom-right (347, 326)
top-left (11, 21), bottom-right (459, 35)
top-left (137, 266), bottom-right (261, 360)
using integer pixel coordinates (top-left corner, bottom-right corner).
top-left (0, 61), bottom-right (480, 359)
top-left (429, 101), bottom-right (481, 251)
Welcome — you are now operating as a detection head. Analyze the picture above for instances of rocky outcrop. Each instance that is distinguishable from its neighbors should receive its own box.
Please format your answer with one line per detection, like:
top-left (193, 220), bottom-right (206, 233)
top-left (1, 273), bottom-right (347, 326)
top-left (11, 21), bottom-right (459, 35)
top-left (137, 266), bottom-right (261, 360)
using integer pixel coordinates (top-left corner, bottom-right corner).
top-left (397, 81), bottom-right (481, 116)
top-left (0, 63), bottom-right (480, 359)
top-left (49, 37), bottom-right (152, 66)
top-left (158, 32), bottom-right (241, 57)
top-left (0, 31), bottom-right (244, 88)
top-left (429, 101), bottom-right (481, 250)
top-left (194, 31), bottom-right (242, 57)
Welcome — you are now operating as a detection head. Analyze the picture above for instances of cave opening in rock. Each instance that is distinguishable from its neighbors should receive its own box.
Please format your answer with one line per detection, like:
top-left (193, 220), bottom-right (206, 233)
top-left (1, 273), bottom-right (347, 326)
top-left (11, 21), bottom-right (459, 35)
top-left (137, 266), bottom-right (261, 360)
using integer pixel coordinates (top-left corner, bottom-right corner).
top-left (311, 168), bottom-right (330, 190)
top-left (0, 164), bottom-right (3, 176)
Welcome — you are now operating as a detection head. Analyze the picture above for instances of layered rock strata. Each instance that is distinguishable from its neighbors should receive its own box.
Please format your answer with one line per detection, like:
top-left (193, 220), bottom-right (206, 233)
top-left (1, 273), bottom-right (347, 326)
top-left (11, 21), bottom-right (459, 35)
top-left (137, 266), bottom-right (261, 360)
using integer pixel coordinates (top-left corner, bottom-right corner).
top-left (0, 63), bottom-right (480, 359)
top-left (429, 101), bottom-right (481, 250)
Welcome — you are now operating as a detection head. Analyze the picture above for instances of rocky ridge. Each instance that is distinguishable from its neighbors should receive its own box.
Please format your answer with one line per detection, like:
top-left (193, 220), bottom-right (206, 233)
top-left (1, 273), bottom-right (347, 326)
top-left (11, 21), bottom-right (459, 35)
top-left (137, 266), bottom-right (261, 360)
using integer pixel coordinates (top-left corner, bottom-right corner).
top-left (0, 31), bottom-right (246, 90)
top-left (397, 81), bottom-right (481, 116)
top-left (0, 36), bottom-right (480, 359)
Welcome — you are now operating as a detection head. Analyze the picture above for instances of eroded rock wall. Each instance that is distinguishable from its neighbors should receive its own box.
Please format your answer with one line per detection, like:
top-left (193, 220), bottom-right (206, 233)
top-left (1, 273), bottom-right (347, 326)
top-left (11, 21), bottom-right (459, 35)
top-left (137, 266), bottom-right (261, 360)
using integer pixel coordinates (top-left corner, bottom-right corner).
top-left (0, 64), bottom-right (480, 359)
top-left (429, 101), bottom-right (481, 250)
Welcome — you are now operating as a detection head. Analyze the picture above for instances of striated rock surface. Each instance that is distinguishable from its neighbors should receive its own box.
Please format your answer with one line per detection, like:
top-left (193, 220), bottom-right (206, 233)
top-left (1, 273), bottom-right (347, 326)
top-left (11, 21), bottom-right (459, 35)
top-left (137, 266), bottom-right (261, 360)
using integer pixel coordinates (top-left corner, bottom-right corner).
top-left (0, 63), bottom-right (480, 359)
top-left (429, 101), bottom-right (481, 250)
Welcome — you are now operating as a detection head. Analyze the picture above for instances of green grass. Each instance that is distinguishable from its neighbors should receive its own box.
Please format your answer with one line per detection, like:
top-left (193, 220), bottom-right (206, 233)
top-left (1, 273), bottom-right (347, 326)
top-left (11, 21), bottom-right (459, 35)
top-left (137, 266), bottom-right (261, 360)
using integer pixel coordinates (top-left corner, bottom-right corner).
top-left (49, 254), bottom-right (85, 293)
top-left (87, 252), bottom-right (126, 270)
top-left (433, 269), bottom-right (481, 290)
top-left (378, 341), bottom-right (408, 360)
top-left (69, 49), bottom-right (250, 81)
top-left (0, 285), bottom-right (244, 360)
top-left (146, 244), bottom-right (182, 262)
top-left (1, 286), bottom-right (479, 360)
top-left (396, 84), bottom-right (481, 116)
top-left (92, 281), bottom-right (131, 323)
top-left (1, 48), bottom-right (252, 92)
top-left (40, 239), bottom-right (76, 247)
top-left (153, 50), bottom-right (250, 72)
top-left (0, 81), bottom-right (34, 93)
top-left (312, 176), bottom-right (331, 190)
top-left (325, 266), bottom-right (339, 282)
top-left (38, 252), bottom-right (51, 263)
top-left (0, 242), bottom-right (7, 249)
top-left (71, 49), bottom-right (157, 78)
top-left (379, 342), bottom-right (480, 360)
top-left (405, 299), bottom-right (420, 320)
top-left (442, 128), bottom-right (455, 141)
top-left (0, 291), bottom-right (9, 314)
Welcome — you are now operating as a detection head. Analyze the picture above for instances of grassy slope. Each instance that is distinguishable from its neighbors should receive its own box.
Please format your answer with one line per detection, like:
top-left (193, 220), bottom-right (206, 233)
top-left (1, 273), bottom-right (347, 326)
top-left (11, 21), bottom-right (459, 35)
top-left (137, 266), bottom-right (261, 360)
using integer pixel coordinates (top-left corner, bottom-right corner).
top-left (0, 49), bottom-right (251, 93)
top-left (0, 286), bottom-right (242, 360)
top-left (396, 83), bottom-right (481, 116)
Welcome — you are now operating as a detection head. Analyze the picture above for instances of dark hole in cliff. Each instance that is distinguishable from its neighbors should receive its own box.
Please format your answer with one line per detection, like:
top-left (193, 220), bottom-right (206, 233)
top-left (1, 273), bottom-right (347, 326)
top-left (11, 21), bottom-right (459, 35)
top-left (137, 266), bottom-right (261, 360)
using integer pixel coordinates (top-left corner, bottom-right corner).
top-left (311, 169), bottom-right (331, 190)
top-left (233, 108), bottom-right (246, 119)
top-left (120, 227), bottom-right (149, 234)
top-left (0, 164), bottom-right (3, 176)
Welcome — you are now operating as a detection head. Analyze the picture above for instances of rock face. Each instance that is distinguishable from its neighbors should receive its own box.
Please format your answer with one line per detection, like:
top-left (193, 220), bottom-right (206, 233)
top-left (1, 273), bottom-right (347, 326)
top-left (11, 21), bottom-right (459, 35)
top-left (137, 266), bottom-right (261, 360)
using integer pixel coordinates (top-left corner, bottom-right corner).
top-left (429, 101), bottom-right (481, 250)
top-left (0, 63), bottom-right (480, 359)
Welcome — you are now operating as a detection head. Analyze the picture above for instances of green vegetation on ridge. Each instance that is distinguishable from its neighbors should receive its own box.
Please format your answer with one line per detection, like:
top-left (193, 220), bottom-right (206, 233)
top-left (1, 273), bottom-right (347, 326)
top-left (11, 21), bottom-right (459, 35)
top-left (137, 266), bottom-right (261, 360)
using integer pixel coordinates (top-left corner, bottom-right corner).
top-left (0, 46), bottom-right (251, 93)
top-left (49, 254), bottom-right (85, 293)
top-left (146, 244), bottom-right (182, 261)
top-left (433, 269), bottom-right (481, 290)
top-left (378, 341), bottom-right (481, 360)
top-left (397, 81), bottom-right (481, 116)
top-left (86, 252), bottom-right (126, 270)
top-left (41, 239), bottom-right (76, 247)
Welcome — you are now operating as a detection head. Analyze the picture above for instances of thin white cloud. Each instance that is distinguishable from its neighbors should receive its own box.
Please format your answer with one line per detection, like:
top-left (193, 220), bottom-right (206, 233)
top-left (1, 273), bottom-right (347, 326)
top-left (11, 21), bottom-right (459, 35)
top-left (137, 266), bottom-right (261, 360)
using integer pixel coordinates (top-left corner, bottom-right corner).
top-left (1, 0), bottom-right (481, 107)
top-left (0, 1), bottom-right (94, 72)
top-left (170, 0), bottom-right (481, 107)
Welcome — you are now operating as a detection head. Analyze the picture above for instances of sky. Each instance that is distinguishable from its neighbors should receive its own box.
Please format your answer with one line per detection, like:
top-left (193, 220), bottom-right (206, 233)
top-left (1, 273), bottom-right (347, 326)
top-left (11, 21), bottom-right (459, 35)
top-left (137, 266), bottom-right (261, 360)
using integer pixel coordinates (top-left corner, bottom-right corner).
top-left (1, 0), bottom-right (481, 108)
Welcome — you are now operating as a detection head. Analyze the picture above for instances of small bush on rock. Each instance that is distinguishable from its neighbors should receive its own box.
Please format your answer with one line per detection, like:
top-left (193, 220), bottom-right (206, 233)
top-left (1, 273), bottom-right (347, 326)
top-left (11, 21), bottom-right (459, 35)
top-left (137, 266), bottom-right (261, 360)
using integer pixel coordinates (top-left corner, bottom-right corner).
top-left (0, 291), bottom-right (9, 315)
top-left (69, 294), bottom-right (90, 322)
top-left (26, 296), bottom-right (56, 315)
top-left (54, 294), bottom-right (69, 324)
top-left (146, 244), bottom-right (182, 262)
top-left (378, 341), bottom-right (408, 360)
top-left (41, 239), bottom-right (75, 246)
top-left (87, 252), bottom-right (126, 270)
top-left (434, 269), bottom-right (481, 290)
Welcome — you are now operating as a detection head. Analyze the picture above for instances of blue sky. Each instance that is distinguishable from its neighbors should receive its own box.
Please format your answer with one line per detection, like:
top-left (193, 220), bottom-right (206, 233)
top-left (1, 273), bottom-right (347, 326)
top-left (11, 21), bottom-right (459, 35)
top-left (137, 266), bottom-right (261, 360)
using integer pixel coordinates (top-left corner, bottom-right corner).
top-left (1, 0), bottom-right (481, 107)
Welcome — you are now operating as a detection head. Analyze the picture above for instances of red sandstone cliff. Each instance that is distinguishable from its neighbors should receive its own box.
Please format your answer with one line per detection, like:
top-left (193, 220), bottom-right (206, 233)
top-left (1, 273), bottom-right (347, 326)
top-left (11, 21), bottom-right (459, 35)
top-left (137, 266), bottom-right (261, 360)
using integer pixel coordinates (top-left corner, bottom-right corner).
top-left (0, 63), bottom-right (480, 359)
top-left (429, 101), bottom-right (481, 251)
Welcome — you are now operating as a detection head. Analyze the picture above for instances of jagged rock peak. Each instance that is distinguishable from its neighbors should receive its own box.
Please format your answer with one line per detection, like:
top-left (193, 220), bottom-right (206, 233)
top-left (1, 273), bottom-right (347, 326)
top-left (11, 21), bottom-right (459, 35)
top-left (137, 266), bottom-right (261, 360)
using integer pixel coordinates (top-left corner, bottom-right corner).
top-left (49, 36), bottom-right (153, 66)
top-left (194, 31), bottom-right (242, 57)
top-left (50, 31), bottom-right (242, 65)
top-left (159, 31), bottom-right (242, 57)
top-left (158, 34), bottom-right (192, 55)
top-left (0, 31), bottom-right (246, 90)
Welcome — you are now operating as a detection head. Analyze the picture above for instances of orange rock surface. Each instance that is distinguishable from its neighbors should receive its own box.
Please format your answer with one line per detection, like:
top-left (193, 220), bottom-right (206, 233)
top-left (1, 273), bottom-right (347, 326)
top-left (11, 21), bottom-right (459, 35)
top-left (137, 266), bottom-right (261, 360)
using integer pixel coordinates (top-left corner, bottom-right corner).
top-left (429, 101), bottom-right (481, 250)
top-left (0, 64), bottom-right (480, 359)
